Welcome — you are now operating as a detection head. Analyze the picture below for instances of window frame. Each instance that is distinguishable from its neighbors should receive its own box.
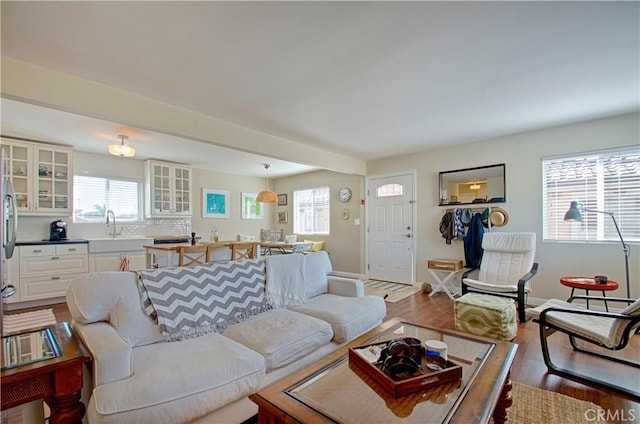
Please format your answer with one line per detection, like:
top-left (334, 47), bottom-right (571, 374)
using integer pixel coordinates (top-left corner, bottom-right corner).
top-left (73, 173), bottom-right (144, 223)
top-left (542, 145), bottom-right (640, 244)
top-left (293, 185), bottom-right (330, 235)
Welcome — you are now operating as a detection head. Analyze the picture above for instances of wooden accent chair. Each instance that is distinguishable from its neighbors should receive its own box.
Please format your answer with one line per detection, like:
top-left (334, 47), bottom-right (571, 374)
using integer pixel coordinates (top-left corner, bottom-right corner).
top-left (462, 232), bottom-right (538, 322)
top-left (527, 296), bottom-right (640, 399)
top-left (230, 242), bottom-right (256, 260)
top-left (177, 245), bottom-right (210, 266)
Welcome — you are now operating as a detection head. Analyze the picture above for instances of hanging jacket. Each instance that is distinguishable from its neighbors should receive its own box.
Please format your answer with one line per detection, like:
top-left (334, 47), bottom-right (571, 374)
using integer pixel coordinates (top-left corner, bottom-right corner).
top-left (463, 213), bottom-right (484, 269)
top-left (453, 208), bottom-right (465, 240)
top-left (439, 211), bottom-right (454, 245)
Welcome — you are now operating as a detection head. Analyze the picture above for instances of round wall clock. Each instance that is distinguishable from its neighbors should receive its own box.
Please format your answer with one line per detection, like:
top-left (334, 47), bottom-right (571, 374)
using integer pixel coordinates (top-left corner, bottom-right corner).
top-left (339, 187), bottom-right (352, 202)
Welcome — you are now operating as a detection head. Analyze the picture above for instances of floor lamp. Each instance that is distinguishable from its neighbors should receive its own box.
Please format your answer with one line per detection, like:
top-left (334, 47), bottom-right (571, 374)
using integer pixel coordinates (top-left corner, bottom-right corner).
top-left (564, 201), bottom-right (631, 299)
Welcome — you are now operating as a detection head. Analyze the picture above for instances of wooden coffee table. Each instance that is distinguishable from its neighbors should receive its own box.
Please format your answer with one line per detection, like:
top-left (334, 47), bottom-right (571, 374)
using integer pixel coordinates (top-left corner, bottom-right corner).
top-left (250, 318), bottom-right (517, 424)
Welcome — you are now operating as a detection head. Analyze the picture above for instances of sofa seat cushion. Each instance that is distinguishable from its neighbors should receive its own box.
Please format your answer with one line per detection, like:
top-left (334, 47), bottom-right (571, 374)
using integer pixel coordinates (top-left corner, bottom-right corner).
top-left (223, 309), bottom-right (333, 371)
top-left (290, 294), bottom-right (386, 343)
top-left (91, 333), bottom-right (265, 422)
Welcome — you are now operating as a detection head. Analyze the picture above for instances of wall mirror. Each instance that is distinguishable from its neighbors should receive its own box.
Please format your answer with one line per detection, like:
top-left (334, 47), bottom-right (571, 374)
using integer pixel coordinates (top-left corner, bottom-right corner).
top-left (439, 164), bottom-right (506, 206)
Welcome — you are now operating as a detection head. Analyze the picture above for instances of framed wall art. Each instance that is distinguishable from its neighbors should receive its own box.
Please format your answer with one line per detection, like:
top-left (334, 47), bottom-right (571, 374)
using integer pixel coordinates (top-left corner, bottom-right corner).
top-left (241, 192), bottom-right (264, 219)
top-left (202, 188), bottom-right (230, 218)
top-left (277, 193), bottom-right (288, 206)
top-left (277, 211), bottom-right (288, 224)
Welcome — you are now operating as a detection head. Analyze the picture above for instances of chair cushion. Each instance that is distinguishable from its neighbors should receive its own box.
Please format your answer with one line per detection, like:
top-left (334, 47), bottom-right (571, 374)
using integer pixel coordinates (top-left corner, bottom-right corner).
top-left (526, 299), bottom-right (639, 348)
top-left (90, 333), bottom-right (265, 422)
top-left (454, 293), bottom-right (517, 341)
top-left (478, 232), bottom-right (536, 285)
top-left (290, 294), bottom-right (386, 343)
top-left (223, 309), bottom-right (333, 370)
top-left (304, 240), bottom-right (325, 252)
top-left (463, 278), bottom-right (531, 294)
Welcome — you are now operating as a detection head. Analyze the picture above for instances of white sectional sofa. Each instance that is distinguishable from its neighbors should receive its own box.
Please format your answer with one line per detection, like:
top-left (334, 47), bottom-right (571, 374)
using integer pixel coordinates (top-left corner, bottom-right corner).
top-left (66, 251), bottom-right (386, 423)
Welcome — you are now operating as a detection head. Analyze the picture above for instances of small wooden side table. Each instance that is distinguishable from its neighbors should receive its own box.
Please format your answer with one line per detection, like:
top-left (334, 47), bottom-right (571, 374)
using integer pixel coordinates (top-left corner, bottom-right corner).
top-left (427, 259), bottom-right (465, 300)
top-left (560, 276), bottom-right (619, 311)
top-left (1, 322), bottom-right (91, 424)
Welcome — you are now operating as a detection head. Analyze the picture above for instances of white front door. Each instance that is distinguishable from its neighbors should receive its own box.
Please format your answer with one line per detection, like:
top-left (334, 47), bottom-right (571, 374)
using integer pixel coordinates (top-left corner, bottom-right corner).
top-left (367, 172), bottom-right (416, 284)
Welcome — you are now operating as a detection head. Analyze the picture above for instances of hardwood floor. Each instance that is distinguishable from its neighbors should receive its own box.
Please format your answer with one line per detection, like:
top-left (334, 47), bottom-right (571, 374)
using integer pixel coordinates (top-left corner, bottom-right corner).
top-left (4, 294), bottom-right (639, 423)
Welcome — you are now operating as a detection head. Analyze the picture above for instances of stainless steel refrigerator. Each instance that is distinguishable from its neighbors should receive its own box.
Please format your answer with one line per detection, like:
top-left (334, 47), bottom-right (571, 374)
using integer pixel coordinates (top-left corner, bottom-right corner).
top-left (1, 146), bottom-right (19, 336)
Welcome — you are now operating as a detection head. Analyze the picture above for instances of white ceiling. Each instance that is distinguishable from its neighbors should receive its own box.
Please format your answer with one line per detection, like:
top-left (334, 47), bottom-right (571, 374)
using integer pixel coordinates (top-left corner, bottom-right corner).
top-left (1, 2), bottom-right (638, 175)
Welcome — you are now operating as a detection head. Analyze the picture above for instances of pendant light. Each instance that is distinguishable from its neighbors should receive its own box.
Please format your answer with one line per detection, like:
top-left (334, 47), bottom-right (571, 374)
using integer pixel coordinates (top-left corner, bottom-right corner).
top-left (109, 134), bottom-right (136, 158)
top-left (257, 163), bottom-right (278, 203)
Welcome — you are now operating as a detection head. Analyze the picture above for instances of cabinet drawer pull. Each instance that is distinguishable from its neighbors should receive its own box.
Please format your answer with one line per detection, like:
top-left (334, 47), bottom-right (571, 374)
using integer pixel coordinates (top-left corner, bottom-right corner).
top-left (51, 256), bottom-right (60, 260)
top-left (51, 276), bottom-right (60, 280)
top-left (68, 248), bottom-right (77, 252)
top-left (33, 249), bottom-right (42, 253)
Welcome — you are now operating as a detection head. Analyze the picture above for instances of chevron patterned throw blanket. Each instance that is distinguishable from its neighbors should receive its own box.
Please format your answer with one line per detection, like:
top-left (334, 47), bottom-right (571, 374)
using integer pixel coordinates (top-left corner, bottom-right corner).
top-left (137, 258), bottom-right (272, 341)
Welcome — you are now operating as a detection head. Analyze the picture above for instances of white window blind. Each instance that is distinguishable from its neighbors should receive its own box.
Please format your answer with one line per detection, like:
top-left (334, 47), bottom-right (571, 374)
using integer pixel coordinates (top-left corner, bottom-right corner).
top-left (73, 175), bottom-right (142, 222)
top-left (293, 186), bottom-right (330, 235)
top-left (543, 146), bottom-right (640, 243)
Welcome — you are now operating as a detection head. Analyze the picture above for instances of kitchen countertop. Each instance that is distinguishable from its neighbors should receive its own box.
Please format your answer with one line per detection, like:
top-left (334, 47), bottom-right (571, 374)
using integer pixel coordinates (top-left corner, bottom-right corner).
top-left (16, 239), bottom-right (88, 246)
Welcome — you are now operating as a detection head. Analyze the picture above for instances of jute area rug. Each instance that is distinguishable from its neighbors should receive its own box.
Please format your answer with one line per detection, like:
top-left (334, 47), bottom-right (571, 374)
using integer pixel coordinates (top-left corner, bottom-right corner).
top-left (491, 381), bottom-right (608, 424)
top-left (3, 308), bottom-right (57, 334)
top-left (363, 280), bottom-right (421, 303)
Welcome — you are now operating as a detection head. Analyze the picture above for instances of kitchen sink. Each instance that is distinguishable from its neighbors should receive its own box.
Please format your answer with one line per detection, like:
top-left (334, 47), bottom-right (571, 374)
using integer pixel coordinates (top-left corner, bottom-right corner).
top-left (88, 237), bottom-right (154, 253)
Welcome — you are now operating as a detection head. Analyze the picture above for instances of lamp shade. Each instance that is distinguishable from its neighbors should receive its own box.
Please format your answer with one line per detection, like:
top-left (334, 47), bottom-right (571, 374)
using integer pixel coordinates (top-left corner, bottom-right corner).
top-left (109, 135), bottom-right (135, 157)
top-left (256, 163), bottom-right (278, 203)
top-left (256, 189), bottom-right (278, 203)
top-left (564, 201), bottom-right (583, 221)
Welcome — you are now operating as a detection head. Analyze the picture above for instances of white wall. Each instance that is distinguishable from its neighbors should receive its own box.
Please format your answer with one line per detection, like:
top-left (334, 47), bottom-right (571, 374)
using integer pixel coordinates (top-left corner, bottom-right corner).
top-left (274, 170), bottom-right (365, 273)
top-left (190, 169), bottom-right (275, 242)
top-left (367, 113), bottom-right (639, 302)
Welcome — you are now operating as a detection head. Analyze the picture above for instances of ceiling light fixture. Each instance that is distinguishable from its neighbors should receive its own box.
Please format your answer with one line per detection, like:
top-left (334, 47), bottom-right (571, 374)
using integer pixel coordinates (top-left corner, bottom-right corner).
top-left (469, 182), bottom-right (481, 190)
top-left (256, 163), bottom-right (278, 203)
top-left (109, 134), bottom-right (135, 158)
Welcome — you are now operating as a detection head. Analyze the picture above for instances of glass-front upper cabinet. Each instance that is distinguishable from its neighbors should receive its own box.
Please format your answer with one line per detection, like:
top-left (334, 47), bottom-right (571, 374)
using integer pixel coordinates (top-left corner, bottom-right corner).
top-left (36, 147), bottom-right (70, 212)
top-left (144, 160), bottom-right (192, 217)
top-left (0, 138), bottom-right (72, 214)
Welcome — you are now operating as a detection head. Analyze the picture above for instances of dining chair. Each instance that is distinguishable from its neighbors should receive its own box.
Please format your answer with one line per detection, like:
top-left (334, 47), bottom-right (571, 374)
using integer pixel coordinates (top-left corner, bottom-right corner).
top-left (231, 242), bottom-right (256, 260)
top-left (177, 245), bottom-right (210, 266)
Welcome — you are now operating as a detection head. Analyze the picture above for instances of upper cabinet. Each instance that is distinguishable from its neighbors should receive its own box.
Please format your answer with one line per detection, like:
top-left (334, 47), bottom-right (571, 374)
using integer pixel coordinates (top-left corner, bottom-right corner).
top-left (1, 138), bottom-right (73, 215)
top-left (144, 160), bottom-right (192, 217)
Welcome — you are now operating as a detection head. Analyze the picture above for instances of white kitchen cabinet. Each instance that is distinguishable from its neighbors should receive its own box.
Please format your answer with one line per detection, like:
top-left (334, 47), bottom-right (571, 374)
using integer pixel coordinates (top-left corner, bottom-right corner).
top-left (89, 251), bottom-right (147, 272)
top-left (18, 244), bottom-right (88, 302)
top-left (144, 160), bottom-right (192, 217)
top-left (0, 138), bottom-right (73, 215)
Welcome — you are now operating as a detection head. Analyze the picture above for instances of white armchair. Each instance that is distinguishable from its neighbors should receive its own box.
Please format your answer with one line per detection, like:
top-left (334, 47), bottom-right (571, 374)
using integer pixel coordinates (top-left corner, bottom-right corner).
top-left (462, 232), bottom-right (538, 322)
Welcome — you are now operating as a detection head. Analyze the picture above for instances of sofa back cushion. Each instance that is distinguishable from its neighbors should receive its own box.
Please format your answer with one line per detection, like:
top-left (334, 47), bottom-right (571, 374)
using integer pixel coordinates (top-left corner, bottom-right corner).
top-left (66, 271), bottom-right (164, 347)
top-left (305, 251), bottom-right (333, 299)
top-left (138, 258), bottom-right (271, 341)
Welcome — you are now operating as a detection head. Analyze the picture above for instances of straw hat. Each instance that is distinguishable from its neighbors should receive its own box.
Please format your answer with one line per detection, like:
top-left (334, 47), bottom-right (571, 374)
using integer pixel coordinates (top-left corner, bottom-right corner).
top-left (489, 207), bottom-right (509, 227)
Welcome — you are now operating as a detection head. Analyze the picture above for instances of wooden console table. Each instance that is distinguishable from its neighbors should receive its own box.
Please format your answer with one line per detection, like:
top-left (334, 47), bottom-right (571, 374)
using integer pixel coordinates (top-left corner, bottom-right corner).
top-left (1, 322), bottom-right (91, 424)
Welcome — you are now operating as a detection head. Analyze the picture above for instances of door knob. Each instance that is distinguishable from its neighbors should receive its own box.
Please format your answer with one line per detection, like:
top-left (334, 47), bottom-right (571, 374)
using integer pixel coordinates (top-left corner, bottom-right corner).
top-left (405, 233), bottom-right (412, 238)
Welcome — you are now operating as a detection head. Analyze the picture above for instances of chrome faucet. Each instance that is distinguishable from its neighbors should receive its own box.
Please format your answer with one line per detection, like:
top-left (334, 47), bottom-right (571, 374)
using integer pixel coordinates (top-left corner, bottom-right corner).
top-left (106, 210), bottom-right (119, 238)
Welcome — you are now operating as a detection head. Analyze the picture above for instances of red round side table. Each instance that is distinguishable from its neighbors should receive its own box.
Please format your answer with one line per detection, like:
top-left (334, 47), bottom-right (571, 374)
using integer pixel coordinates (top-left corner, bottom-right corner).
top-left (560, 276), bottom-right (619, 311)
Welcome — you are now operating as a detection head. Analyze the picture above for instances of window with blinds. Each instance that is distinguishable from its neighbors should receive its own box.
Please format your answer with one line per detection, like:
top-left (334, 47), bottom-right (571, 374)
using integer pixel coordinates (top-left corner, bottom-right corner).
top-left (542, 145), bottom-right (640, 243)
top-left (73, 175), bottom-right (142, 222)
top-left (293, 186), bottom-right (330, 235)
